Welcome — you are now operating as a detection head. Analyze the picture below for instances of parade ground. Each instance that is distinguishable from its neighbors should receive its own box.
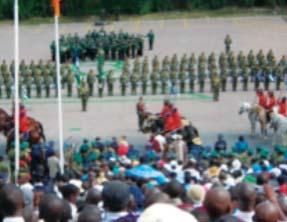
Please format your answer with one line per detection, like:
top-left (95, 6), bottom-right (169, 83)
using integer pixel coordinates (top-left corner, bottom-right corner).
top-left (1, 15), bottom-right (287, 151)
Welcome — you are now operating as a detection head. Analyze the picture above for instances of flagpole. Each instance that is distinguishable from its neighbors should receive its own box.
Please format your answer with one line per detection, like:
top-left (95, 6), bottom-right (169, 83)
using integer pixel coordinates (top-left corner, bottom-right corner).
top-left (14, 0), bottom-right (20, 184)
top-left (54, 15), bottom-right (64, 174)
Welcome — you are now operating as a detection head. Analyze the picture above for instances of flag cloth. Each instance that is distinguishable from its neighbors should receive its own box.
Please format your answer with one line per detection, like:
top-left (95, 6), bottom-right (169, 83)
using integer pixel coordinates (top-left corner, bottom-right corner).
top-left (51, 0), bottom-right (61, 17)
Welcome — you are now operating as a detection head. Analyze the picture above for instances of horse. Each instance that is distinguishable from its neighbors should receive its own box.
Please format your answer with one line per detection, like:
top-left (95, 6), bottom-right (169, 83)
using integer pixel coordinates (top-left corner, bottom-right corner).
top-left (270, 107), bottom-right (287, 146)
top-left (0, 108), bottom-right (46, 150)
top-left (239, 102), bottom-right (267, 138)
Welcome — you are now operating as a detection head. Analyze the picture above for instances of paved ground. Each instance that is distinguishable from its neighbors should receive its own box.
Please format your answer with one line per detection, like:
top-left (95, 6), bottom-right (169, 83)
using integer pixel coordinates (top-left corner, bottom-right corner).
top-left (1, 15), bottom-right (287, 152)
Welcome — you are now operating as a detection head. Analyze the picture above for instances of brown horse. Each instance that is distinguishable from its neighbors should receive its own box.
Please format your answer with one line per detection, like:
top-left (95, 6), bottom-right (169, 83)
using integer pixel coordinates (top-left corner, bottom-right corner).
top-left (0, 108), bottom-right (46, 150)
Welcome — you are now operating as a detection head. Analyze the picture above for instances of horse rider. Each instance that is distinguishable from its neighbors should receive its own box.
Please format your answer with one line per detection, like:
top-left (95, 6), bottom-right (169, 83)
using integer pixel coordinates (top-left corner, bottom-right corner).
top-left (256, 89), bottom-right (267, 109)
top-left (136, 97), bottom-right (146, 131)
top-left (265, 91), bottom-right (276, 122)
top-left (278, 97), bottom-right (287, 117)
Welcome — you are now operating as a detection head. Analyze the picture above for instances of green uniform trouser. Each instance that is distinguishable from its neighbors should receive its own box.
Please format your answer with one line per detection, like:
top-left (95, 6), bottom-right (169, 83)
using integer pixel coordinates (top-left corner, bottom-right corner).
top-left (243, 79), bottom-right (248, 91)
top-left (151, 83), bottom-right (157, 95)
top-left (254, 78), bottom-right (260, 91)
top-left (6, 87), bottom-right (11, 98)
top-left (142, 82), bottom-right (147, 95)
top-left (98, 87), bottom-right (104, 97)
top-left (225, 45), bottom-right (230, 54)
top-left (45, 86), bottom-right (50, 98)
top-left (162, 83), bottom-right (167, 94)
top-left (36, 86), bottom-right (41, 98)
top-left (67, 84), bottom-right (72, 97)
top-left (26, 86), bottom-right (31, 98)
top-left (264, 78), bottom-right (270, 91)
top-left (108, 84), bottom-right (114, 96)
top-left (213, 87), bottom-right (220, 101)
top-left (88, 84), bottom-right (94, 97)
top-left (189, 80), bottom-right (195, 93)
top-left (276, 79), bottom-right (282, 91)
top-left (221, 79), bottom-right (227, 92)
top-left (180, 81), bottom-right (185, 94)
top-left (121, 85), bottom-right (126, 96)
top-left (232, 77), bottom-right (237, 91)
top-left (131, 84), bottom-right (137, 95)
top-left (210, 80), bottom-right (214, 92)
top-left (199, 80), bottom-right (205, 93)
top-left (82, 98), bottom-right (88, 111)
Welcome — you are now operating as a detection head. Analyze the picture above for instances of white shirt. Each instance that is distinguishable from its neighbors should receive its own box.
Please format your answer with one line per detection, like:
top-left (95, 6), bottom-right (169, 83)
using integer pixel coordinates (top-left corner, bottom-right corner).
top-left (47, 156), bottom-right (60, 179)
top-left (234, 210), bottom-right (254, 222)
top-left (102, 211), bottom-right (129, 222)
top-left (3, 217), bottom-right (24, 222)
top-left (70, 203), bottom-right (78, 222)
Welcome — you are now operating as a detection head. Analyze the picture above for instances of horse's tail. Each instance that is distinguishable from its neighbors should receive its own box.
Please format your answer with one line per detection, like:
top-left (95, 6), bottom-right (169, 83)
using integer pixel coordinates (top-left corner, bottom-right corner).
top-left (38, 122), bottom-right (46, 142)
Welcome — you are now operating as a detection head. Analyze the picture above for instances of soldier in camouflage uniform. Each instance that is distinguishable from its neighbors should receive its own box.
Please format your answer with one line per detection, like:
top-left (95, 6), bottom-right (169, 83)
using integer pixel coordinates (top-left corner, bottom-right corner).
top-left (79, 81), bottom-right (89, 112)
top-left (257, 50), bottom-right (266, 67)
top-left (106, 70), bottom-right (115, 96)
top-left (34, 69), bottom-right (42, 98)
top-left (160, 68), bottom-right (169, 95)
top-left (264, 65), bottom-right (271, 91)
top-left (150, 71), bottom-right (158, 95)
top-left (66, 69), bottom-right (74, 97)
top-left (230, 54), bottom-right (238, 91)
top-left (4, 71), bottom-right (12, 99)
top-left (208, 53), bottom-right (217, 92)
top-left (130, 71), bottom-right (140, 95)
top-left (224, 34), bottom-right (232, 53)
top-left (120, 71), bottom-right (129, 96)
top-left (10, 60), bottom-right (15, 76)
top-left (180, 54), bottom-right (188, 73)
top-left (274, 64), bottom-right (284, 91)
top-left (241, 65), bottom-right (249, 91)
top-left (247, 50), bottom-right (256, 81)
top-left (1, 60), bottom-right (8, 74)
top-left (24, 69), bottom-right (33, 98)
top-left (162, 56), bottom-right (170, 71)
top-left (19, 60), bottom-right (26, 75)
top-left (141, 70), bottom-right (149, 95)
top-left (171, 54), bottom-right (179, 72)
top-left (152, 56), bottom-right (160, 73)
top-left (267, 49), bottom-right (276, 68)
top-left (43, 69), bottom-right (53, 98)
top-left (87, 69), bottom-right (96, 96)
top-left (0, 75), bottom-right (3, 98)
top-left (188, 54), bottom-right (196, 93)
top-left (178, 65), bottom-right (187, 94)
top-left (198, 53), bottom-right (206, 93)
top-left (219, 52), bottom-right (228, 92)
top-left (213, 73), bottom-right (220, 101)
top-left (61, 63), bottom-right (69, 89)
top-left (254, 64), bottom-right (261, 91)
top-left (133, 57), bottom-right (141, 74)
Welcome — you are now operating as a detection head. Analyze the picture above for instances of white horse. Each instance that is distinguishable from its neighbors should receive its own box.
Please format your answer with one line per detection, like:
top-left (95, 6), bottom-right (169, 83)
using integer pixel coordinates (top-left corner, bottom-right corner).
top-left (270, 107), bottom-right (287, 145)
top-left (239, 102), bottom-right (267, 137)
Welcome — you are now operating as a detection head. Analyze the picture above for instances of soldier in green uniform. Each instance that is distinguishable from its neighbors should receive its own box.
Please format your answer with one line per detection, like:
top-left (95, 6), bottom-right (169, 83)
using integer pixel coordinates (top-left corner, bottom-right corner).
top-left (274, 64), bottom-right (284, 91)
top-left (43, 69), bottom-right (53, 98)
top-left (198, 53), bottom-right (206, 93)
top-left (120, 72), bottom-right (129, 96)
top-left (24, 69), bottom-right (33, 98)
top-left (230, 53), bottom-right (238, 91)
top-left (160, 68), bottom-right (169, 94)
top-left (141, 71), bottom-right (149, 95)
top-left (4, 71), bottom-right (12, 99)
top-left (171, 54), bottom-right (179, 72)
top-left (133, 57), bottom-right (141, 74)
top-left (147, 30), bottom-right (155, 50)
top-left (180, 54), bottom-right (188, 73)
top-left (162, 56), bottom-right (170, 71)
top-left (130, 71), bottom-right (140, 95)
top-left (152, 56), bottom-right (160, 73)
top-left (10, 60), bottom-right (15, 76)
top-left (79, 81), bottom-right (89, 112)
top-left (224, 34), bottom-right (232, 53)
top-left (19, 60), bottom-right (26, 75)
top-left (254, 64), bottom-right (261, 91)
top-left (178, 69), bottom-right (187, 94)
top-left (242, 65), bottom-right (249, 91)
top-left (247, 50), bottom-right (256, 81)
top-left (237, 51), bottom-right (245, 69)
top-left (34, 69), bottom-right (42, 98)
top-left (188, 63), bottom-right (196, 93)
top-left (97, 75), bottom-right (105, 98)
top-left (264, 65), bottom-right (271, 91)
top-left (267, 49), bottom-right (276, 68)
top-left (213, 73), bottom-right (220, 101)
top-left (220, 63), bottom-right (228, 92)
top-left (66, 69), bottom-right (74, 97)
top-left (142, 56), bottom-right (149, 74)
top-left (1, 60), bottom-right (8, 74)
top-left (150, 71), bottom-right (158, 95)
top-left (257, 50), bottom-right (266, 67)
top-left (87, 69), bottom-right (96, 96)
top-left (106, 70), bottom-right (115, 96)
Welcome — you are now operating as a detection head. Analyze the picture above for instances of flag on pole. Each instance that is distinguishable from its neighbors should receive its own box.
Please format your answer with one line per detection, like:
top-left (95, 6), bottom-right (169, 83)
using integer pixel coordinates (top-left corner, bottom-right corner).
top-left (51, 0), bottom-right (61, 17)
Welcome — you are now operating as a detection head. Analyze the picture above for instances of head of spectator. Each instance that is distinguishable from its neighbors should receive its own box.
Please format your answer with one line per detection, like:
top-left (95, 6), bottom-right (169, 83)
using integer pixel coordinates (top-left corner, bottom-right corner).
top-left (77, 205), bottom-right (101, 222)
top-left (39, 194), bottom-right (64, 222)
top-left (61, 184), bottom-right (80, 205)
top-left (164, 180), bottom-right (184, 206)
top-left (204, 187), bottom-right (232, 221)
top-left (0, 184), bottom-right (25, 221)
top-left (86, 188), bottom-right (102, 205)
top-left (254, 201), bottom-right (279, 222)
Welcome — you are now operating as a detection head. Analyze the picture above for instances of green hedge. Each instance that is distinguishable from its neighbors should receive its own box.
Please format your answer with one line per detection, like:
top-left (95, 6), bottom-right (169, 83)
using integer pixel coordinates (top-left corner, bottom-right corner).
top-left (0, 0), bottom-right (285, 19)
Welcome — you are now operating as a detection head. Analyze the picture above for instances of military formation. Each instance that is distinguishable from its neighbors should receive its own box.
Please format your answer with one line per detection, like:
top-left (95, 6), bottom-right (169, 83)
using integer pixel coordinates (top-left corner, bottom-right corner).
top-left (50, 29), bottom-right (150, 63)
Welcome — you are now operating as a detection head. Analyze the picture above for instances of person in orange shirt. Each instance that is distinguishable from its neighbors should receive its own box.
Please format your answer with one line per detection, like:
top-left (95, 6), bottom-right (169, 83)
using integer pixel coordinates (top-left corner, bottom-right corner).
top-left (278, 97), bottom-right (287, 117)
top-left (171, 108), bottom-right (182, 130)
top-left (266, 91), bottom-right (276, 112)
top-left (256, 89), bottom-right (267, 109)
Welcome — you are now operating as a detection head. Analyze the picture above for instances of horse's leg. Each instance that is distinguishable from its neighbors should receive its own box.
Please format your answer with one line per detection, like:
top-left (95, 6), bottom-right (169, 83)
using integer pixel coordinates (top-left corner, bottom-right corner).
top-left (251, 121), bottom-right (255, 137)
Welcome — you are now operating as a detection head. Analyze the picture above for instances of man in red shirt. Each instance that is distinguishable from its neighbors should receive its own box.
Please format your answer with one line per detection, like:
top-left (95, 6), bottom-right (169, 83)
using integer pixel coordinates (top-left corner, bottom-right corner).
top-left (266, 91), bottom-right (276, 112)
top-left (256, 89), bottom-right (267, 109)
top-left (278, 97), bottom-right (287, 117)
top-left (171, 108), bottom-right (182, 130)
top-left (160, 100), bottom-right (172, 120)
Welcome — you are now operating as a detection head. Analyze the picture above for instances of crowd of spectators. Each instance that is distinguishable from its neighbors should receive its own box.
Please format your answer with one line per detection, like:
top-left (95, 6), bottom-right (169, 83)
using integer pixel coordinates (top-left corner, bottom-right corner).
top-left (1, 133), bottom-right (287, 222)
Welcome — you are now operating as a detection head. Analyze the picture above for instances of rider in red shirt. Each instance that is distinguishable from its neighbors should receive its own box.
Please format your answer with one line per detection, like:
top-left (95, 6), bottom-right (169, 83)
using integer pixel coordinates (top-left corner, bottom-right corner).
top-left (160, 100), bottom-right (172, 120)
top-left (256, 89), bottom-right (267, 109)
top-left (278, 97), bottom-right (287, 117)
top-left (266, 91), bottom-right (276, 112)
top-left (171, 108), bottom-right (182, 130)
